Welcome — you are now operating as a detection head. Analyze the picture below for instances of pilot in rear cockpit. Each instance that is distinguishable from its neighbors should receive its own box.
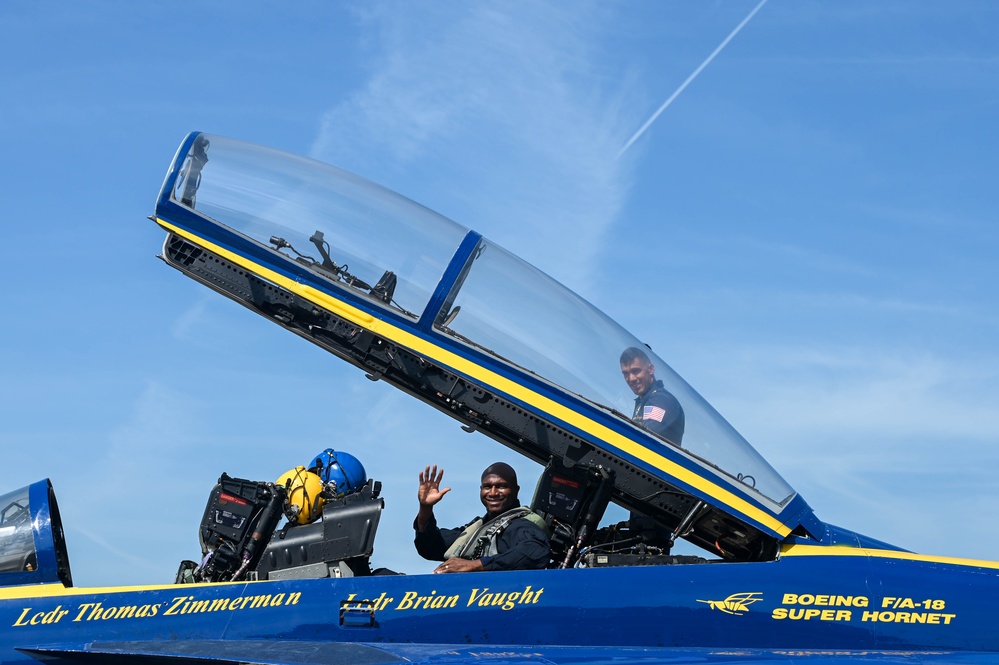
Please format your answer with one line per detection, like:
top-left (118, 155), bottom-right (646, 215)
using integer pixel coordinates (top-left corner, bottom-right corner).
top-left (414, 463), bottom-right (550, 573)
top-left (620, 347), bottom-right (684, 446)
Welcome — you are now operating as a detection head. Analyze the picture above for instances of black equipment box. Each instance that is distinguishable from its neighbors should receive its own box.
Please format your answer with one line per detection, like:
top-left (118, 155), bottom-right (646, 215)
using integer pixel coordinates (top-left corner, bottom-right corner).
top-left (200, 474), bottom-right (276, 549)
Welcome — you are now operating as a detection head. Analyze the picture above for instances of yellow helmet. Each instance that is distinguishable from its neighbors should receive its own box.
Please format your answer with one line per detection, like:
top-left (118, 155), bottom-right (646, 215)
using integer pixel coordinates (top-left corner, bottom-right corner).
top-left (276, 466), bottom-right (325, 525)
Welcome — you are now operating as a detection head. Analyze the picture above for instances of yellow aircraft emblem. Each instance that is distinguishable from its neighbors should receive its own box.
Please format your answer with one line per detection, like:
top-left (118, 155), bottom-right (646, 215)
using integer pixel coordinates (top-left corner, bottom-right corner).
top-left (696, 592), bottom-right (764, 615)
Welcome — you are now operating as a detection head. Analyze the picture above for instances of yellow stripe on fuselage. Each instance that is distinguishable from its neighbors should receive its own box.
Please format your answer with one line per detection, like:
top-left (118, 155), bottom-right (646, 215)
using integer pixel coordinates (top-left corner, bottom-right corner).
top-left (781, 543), bottom-right (999, 570)
top-left (0, 579), bottom-right (251, 601)
top-left (156, 218), bottom-right (790, 537)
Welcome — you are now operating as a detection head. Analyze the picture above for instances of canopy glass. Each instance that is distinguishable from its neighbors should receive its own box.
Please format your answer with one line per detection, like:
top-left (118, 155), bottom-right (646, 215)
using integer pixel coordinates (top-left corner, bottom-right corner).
top-left (169, 134), bottom-right (795, 507)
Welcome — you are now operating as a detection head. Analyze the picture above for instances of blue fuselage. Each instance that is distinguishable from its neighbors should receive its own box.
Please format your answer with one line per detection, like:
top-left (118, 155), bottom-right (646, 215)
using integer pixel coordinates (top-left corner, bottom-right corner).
top-left (2, 550), bottom-right (998, 661)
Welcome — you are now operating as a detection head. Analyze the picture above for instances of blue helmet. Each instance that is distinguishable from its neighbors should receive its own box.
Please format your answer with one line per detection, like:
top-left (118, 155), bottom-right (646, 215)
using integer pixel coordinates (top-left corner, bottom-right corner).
top-left (308, 449), bottom-right (367, 497)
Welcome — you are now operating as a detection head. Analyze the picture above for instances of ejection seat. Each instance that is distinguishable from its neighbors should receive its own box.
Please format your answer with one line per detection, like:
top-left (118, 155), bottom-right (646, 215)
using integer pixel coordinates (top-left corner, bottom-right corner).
top-left (530, 459), bottom-right (614, 568)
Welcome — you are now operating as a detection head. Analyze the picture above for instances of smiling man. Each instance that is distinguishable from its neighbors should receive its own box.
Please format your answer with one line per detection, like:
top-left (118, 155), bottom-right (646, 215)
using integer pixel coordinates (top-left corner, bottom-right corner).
top-left (619, 347), bottom-right (685, 446)
top-left (414, 463), bottom-right (551, 573)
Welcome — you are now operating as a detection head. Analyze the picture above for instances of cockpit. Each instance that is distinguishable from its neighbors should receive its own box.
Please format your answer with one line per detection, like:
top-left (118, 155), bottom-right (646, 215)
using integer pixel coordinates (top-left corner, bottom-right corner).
top-left (154, 132), bottom-right (822, 569)
top-left (169, 134), bottom-right (793, 500)
top-left (0, 480), bottom-right (72, 588)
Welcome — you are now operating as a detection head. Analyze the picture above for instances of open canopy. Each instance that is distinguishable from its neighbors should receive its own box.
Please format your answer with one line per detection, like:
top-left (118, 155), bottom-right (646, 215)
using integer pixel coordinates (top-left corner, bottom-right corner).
top-left (157, 133), bottom-right (823, 559)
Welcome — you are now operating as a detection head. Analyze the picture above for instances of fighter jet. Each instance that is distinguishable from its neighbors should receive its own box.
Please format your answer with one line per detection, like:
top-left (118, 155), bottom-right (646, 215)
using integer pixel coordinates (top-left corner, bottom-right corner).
top-left (0, 132), bottom-right (996, 664)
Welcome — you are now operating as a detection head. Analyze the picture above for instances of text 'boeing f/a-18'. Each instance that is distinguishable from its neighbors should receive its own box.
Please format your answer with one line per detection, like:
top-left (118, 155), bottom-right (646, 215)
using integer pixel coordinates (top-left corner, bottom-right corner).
top-left (1, 132), bottom-right (997, 664)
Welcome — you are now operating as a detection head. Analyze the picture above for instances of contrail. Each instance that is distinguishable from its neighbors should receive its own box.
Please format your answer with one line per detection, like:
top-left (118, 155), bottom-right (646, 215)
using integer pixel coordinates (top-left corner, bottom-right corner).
top-left (617, 0), bottom-right (769, 158)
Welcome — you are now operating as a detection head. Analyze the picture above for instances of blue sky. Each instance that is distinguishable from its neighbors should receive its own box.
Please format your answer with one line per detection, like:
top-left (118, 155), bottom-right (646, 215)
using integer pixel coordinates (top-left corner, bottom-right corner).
top-left (1, 1), bottom-right (997, 587)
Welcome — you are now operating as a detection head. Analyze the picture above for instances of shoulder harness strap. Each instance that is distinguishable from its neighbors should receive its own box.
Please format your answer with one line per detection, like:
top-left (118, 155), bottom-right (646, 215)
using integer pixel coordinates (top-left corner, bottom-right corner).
top-left (445, 507), bottom-right (549, 560)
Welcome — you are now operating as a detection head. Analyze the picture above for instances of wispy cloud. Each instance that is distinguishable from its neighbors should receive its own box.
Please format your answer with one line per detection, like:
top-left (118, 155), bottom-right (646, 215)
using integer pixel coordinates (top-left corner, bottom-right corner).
top-left (692, 341), bottom-right (999, 556)
top-left (698, 344), bottom-right (999, 493)
top-left (70, 525), bottom-right (157, 570)
top-left (310, 1), bottom-right (638, 288)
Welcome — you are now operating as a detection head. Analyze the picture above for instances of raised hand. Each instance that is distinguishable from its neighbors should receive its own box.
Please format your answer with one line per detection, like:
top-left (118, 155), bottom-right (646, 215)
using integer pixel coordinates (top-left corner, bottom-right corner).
top-left (418, 464), bottom-right (451, 508)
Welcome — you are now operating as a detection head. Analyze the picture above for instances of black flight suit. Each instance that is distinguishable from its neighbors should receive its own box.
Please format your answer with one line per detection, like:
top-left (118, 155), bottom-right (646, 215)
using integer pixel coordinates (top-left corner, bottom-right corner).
top-left (414, 505), bottom-right (550, 571)
top-left (632, 379), bottom-right (685, 445)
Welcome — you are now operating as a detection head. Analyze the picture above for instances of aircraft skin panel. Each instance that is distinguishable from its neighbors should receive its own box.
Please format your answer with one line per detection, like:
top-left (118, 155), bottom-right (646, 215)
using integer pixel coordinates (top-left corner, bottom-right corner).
top-left (3, 554), bottom-right (999, 660)
top-left (21, 639), bottom-right (412, 665)
top-left (17, 642), bottom-right (999, 665)
top-left (152, 215), bottom-right (792, 540)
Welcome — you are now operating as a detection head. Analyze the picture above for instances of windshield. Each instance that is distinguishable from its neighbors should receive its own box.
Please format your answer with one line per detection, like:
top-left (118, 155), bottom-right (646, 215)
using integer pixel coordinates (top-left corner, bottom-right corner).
top-left (166, 133), bottom-right (795, 508)
top-left (0, 487), bottom-right (35, 574)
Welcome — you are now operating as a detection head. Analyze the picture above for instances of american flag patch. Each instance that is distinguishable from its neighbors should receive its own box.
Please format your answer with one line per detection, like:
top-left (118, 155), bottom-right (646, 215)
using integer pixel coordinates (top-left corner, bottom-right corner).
top-left (643, 405), bottom-right (666, 422)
